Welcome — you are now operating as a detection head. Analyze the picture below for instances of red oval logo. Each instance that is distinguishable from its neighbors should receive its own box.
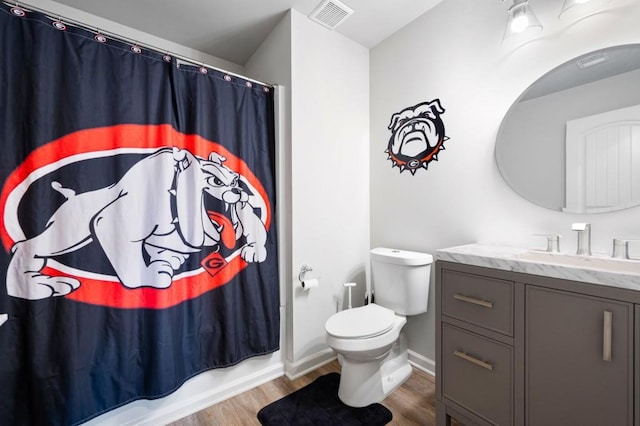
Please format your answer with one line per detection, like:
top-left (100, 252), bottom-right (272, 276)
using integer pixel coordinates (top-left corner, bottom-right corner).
top-left (0, 124), bottom-right (271, 309)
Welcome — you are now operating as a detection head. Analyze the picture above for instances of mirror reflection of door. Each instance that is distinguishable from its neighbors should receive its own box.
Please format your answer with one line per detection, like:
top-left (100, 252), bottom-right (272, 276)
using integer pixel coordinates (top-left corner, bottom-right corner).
top-left (564, 104), bottom-right (640, 213)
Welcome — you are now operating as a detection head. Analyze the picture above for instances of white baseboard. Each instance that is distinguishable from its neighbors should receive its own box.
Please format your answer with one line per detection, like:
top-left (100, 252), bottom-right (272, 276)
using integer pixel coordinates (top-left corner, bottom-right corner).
top-left (109, 361), bottom-right (285, 426)
top-left (408, 349), bottom-right (435, 377)
top-left (149, 363), bottom-right (284, 426)
top-left (285, 348), bottom-right (337, 380)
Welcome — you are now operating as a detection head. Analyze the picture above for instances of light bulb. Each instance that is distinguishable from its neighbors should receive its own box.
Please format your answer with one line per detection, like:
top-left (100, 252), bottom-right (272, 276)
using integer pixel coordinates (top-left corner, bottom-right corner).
top-left (503, 0), bottom-right (543, 43)
top-left (511, 14), bottom-right (529, 32)
top-left (510, 6), bottom-right (529, 33)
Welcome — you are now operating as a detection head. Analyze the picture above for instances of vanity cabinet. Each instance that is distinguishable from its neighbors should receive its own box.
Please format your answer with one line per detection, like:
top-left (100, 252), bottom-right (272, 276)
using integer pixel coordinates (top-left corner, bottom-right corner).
top-left (435, 260), bottom-right (637, 426)
top-left (526, 286), bottom-right (633, 426)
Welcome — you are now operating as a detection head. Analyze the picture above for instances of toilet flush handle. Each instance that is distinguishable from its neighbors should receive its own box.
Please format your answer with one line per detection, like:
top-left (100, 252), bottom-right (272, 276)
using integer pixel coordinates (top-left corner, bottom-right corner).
top-left (344, 282), bottom-right (357, 309)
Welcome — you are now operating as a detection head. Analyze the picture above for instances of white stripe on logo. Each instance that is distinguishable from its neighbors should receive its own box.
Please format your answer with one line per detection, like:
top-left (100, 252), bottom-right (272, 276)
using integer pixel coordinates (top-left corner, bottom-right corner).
top-left (0, 313), bottom-right (7, 327)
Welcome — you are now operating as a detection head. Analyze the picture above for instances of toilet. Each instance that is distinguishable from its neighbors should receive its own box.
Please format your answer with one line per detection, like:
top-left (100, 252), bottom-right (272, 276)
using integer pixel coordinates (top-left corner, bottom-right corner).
top-left (324, 247), bottom-right (433, 407)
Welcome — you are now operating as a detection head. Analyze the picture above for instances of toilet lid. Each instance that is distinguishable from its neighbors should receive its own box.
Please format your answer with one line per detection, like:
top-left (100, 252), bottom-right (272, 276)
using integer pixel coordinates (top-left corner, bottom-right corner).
top-left (325, 304), bottom-right (396, 339)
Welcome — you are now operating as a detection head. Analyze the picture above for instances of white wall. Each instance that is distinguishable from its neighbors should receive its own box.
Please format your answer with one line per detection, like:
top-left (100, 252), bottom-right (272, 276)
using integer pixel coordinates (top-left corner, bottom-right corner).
top-left (249, 9), bottom-right (371, 377)
top-left (285, 10), bottom-right (371, 375)
top-left (249, 9), bottom-right (371, 378)
top-left (370, 0), bottom-right (640, 362)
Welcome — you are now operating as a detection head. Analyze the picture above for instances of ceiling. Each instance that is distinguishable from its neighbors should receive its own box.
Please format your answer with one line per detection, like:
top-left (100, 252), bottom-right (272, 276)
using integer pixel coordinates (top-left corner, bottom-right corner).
top-left (48, 0), bottom-right (444, 65)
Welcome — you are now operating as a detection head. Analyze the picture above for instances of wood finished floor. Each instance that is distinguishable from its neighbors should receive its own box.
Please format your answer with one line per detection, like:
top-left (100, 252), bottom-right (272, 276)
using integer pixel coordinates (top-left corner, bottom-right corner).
top-left (168, 360), bottom-right (442, 425)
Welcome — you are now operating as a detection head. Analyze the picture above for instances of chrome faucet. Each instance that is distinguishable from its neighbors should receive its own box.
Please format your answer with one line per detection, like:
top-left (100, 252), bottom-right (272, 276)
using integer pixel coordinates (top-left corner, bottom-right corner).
top-left (612, 238), bottom-right (629, 259)
top-left (571, 223), bottom-right (591, 256)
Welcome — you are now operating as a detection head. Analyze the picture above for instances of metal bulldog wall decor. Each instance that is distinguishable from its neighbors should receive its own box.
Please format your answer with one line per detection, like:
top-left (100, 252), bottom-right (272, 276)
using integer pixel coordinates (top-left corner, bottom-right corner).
top-left (386, 99), bottom-right (448, 174)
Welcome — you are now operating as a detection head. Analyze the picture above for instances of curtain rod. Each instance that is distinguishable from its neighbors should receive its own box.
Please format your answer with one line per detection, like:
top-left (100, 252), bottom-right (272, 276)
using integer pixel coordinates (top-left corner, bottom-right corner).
top-left (4, 0), bottom-right (274, 88)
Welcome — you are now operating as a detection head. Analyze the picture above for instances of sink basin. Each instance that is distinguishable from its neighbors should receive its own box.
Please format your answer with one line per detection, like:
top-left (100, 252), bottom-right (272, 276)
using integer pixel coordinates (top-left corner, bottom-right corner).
top-left (515, 251), bottom-right (640, 276)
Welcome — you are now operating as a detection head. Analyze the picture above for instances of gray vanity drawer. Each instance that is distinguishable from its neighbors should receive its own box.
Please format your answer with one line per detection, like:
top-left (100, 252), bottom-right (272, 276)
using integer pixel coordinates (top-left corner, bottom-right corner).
top-left (441, 270), bottom-right (513, 336)
top-left (441, 324), bottom-right (513, 426)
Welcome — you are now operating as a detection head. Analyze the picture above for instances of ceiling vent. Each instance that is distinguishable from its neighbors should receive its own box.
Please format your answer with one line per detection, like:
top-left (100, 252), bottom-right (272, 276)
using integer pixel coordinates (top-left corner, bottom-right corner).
top-left (308, 0), bottom-right (354, 30)
top-left (576, 52), bottom-right (610, 69)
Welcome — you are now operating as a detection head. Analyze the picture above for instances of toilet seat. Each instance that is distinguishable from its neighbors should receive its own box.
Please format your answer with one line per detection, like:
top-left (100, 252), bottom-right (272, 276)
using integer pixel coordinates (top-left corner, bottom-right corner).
top-left (325, 304), bottom-right (396, 339)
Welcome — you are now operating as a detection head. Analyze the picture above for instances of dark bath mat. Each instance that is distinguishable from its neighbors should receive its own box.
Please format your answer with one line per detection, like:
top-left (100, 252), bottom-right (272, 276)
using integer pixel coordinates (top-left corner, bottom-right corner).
top-left (257, 373), bottom-right (392, 425)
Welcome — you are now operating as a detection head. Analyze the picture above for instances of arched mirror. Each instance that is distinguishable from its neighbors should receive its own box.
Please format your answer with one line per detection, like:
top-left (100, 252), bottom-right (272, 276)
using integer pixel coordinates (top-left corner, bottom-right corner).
top-left (496, 44), bottom-right (640, 213)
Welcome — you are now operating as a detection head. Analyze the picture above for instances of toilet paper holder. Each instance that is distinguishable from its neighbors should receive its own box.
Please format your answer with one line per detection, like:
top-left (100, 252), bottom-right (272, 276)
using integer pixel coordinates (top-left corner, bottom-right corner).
top-left (298, 264), bottom-right (319, 291)
top-left (298, 264), bottom-right (313, 282)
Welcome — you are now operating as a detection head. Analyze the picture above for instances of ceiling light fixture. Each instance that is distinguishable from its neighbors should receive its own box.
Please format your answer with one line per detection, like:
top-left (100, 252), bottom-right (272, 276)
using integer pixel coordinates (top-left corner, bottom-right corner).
top-left (502, 0), bottom-right (543, 43)
top-left (559, 0), bottom-right (612, 21)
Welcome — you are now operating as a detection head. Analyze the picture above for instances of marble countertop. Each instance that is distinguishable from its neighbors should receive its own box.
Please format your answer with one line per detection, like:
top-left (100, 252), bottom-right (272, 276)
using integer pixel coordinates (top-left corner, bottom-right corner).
top-left (436, 243), bottom-right (640, 292)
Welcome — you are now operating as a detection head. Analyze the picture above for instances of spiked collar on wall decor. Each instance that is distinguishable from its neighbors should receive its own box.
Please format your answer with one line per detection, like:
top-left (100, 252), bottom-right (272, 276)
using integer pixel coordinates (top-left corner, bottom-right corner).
top-left (386, 99), bottom-right (448, 175)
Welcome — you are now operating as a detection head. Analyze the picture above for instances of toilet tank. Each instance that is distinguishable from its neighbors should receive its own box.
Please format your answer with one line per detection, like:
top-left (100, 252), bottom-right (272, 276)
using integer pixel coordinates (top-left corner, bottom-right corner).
top-left (371, 247), bottom-right (433, 315)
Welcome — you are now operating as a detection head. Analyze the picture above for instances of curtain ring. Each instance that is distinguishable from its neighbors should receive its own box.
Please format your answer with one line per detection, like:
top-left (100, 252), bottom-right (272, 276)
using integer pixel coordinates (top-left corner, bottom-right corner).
top-left (52, 18), bottom-right (67, 31)
top-left (94, 29), bottom-right (107, 43)
top-left (10, 4), bottom-right (26, 17)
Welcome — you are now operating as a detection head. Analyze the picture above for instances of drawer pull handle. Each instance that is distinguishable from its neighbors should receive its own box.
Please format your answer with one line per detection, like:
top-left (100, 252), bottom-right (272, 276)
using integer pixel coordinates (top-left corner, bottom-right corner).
top-left (453, 293), bottom-right (493, 308)
top-left (603, 310), bottom-right (612, 362)
top-left (453, 350), bottom-right (494, 371)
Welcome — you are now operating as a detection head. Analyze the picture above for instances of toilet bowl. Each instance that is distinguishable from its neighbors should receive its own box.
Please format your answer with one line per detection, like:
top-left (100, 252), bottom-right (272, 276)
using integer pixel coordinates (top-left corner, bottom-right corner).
top-left (325, 303), bottom-right (411, 407)
top-left (324, 247), bottom-right (432, 407)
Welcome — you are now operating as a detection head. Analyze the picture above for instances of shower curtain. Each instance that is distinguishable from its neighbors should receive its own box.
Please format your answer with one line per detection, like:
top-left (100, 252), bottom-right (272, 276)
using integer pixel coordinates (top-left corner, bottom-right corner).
top-left (0, 5), bottom-right (279, 425)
